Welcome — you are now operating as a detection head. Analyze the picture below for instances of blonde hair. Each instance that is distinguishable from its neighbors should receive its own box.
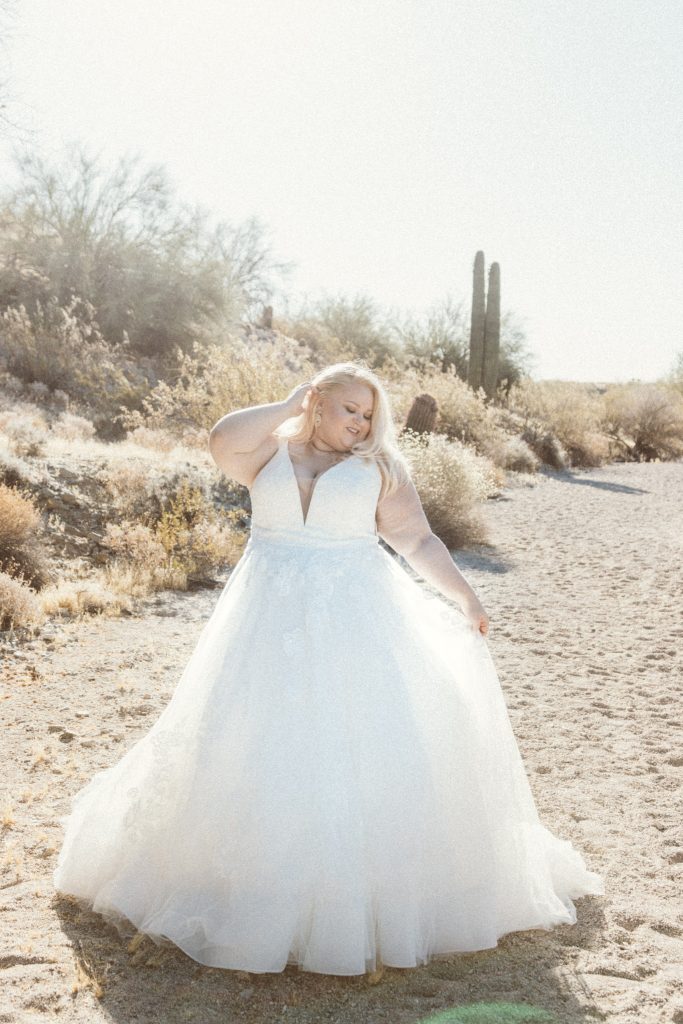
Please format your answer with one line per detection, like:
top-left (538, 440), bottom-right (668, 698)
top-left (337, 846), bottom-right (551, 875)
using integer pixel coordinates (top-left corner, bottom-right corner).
top-left (275, 361), bottom-right (410, 500)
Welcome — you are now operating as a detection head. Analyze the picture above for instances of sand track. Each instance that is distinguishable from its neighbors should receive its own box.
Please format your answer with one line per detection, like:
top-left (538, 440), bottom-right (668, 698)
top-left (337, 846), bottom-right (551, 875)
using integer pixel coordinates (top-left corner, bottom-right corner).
top-left (1, 460), bottom-right (681, 1023)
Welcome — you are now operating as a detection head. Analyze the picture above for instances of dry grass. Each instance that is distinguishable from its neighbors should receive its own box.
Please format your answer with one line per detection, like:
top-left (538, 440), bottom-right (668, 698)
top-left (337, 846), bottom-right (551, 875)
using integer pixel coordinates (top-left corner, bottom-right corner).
top-left (398, 430), bottom-right (499, 549)
top-left (504, 379), bottom-right (611, 467)
top-left (71, 949), bottom-right (106, 999)
top-left (101, 482), bottom-right (247, 593)
top-left (0, 481), bottom-right (53, 589)
top-left (119, 334), bottom-right (312, 435)
top-left (0, 403), bottom-right (50, 457)
top-left (102, 559), bottom-right (188, 598)
top-left (51, 411), bottom-right (96, 442)
top-left (0, 569), bottom-right (46, 630)
top-left (124, 424), bottom-right (181, 452)
top-left (602, 382), bottom-right (683, 461)
top-left (386, 365), bottom-right (554, 474)
top-left (0, 298), bottom-right (143, 424)
top-left (388, 365), bottom-right (509, 450)
top-left (0, 444), bottom-right (47, 487)
top-left (0, 839), bottom-right (24, 883)
top-left (39, 574), bottom-right (133, 619)
top-left (1, 793), bottom-right (15, 828)
top-left (29, 743), bottom-right (48, 769)
top-left (96, 451), bottom-right (220, 523)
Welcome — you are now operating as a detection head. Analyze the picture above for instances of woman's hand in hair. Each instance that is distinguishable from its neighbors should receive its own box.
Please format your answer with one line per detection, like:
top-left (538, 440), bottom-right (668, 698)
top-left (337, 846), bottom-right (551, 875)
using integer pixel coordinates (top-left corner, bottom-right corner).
top-left (284, 382), bottom-right (320, 417)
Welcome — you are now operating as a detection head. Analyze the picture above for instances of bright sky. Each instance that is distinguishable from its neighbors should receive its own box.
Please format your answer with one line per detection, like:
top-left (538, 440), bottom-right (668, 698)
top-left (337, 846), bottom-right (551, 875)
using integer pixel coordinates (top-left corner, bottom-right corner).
top-left (1, 0), bottom-right (681, 383)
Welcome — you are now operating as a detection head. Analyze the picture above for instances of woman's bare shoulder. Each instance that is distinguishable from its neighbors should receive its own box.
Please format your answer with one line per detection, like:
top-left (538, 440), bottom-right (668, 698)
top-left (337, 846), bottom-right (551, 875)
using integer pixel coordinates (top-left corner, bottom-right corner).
top-left (209, 433), bottom-right (280, 488)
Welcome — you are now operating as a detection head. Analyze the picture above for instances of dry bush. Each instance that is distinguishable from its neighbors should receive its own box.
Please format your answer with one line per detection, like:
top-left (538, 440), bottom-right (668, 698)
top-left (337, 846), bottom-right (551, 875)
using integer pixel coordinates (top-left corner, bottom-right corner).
top-left (97, 457), bottom-right (216, 525)
top-left (178, 427), bottom-right (210, 450)
top-left (504, 379), bottom-right (609, 468)
top-left (278, 293), bottom-right (401, 368)
top-left (118, 335), bottom-right (313, 436)
top-left (0, 448), bottom-right (37, 488)
top-left (386, 365), bottom-right (516, 463)
top-left (601, 383), bottom-right (683, 462)
top-left (1, 795), bottom-right (15, 828)
top-left (0, 144), bottom-right (285, 358)
top-left (0, 299), bottom-right (140, 419)
top-left (51, 411), bottom-right (96, 441)
top-left (103, 523), bottom-right (167, 569)
top-left (666, 351), bottom-right (683, 396)
top-left (398, 430), bottom-right (497, 550)
top-left (101, 484), bottom-right (246, 595)
top-left (153, 481), bottom-right (246, 579)
top-left (0, 404), bottom-right (49, 458)
top-left (274, 314), bottom-right (357, 367)
top-left (0, 483), bottom-right (52, 588)
top-left (125, 426), bottom-right (178, 453)
top-left (39, 575), bottom-right (132, 619)
top-left (103, 558), bottom-right (187, 598)
top-left (484, 434), bottom-right (540, 474)
top-left (518, 421), bottom-right (568, 470)
top-left (9, 429), bottom-right (46, 458)
top-left (0, 570), bottom-right (45, 629)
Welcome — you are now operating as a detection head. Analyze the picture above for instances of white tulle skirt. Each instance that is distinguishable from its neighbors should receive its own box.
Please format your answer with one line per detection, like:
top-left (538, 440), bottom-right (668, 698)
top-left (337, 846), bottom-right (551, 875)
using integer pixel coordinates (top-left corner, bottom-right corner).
top-left (53, 531), bottom-right (605, 974)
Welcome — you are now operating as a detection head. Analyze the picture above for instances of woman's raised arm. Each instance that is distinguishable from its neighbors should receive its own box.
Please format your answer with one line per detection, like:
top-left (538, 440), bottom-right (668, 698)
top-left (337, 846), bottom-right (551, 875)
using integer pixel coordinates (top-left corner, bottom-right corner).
top-left (208, 383), bottom-right (312, 484)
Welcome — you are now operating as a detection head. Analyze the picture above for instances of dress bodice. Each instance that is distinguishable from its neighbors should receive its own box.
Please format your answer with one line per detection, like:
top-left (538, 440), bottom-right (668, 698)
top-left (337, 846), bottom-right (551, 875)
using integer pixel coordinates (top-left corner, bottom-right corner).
top-left (248, 434), bottom-right (382, 547)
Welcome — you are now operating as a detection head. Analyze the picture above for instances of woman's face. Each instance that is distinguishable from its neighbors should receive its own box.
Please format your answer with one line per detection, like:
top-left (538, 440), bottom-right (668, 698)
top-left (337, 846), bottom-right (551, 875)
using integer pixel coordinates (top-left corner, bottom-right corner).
top-left (317, 382), bottom-right (375, 448)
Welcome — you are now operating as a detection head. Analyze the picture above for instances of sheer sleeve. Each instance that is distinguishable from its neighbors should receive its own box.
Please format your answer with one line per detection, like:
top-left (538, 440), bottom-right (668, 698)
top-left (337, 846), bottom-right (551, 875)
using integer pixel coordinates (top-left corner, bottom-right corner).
top-left (375, 477), bottom-right (433, 561)
top-left (376, 476), bottom-right (479, 610)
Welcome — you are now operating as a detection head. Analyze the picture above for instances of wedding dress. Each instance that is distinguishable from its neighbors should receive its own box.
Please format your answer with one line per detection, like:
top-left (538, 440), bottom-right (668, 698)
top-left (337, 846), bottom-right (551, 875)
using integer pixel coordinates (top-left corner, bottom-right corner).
top-left (53, 434), bottom-right (605, 975)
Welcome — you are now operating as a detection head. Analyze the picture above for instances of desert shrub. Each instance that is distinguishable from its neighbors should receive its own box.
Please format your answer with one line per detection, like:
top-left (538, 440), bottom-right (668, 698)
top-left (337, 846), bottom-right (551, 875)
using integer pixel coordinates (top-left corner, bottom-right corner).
top-left (518, 422), bottom-right (568, 470)
top-left (103, 523), bottom-right (168, 571)
top-left (390, 297), bottom-right (469, 376)
top-left (0, 403), bottom-right (49, 458)
top-left (6, 425), bottom-right (46, 459)
top-left (0, 483), bottom-right (52, 588)
top-left (118, 335), bottom-right (312, 436)
top-left (102, 484), bottom-right (246, 593)
top-left (51, 412), bottom-right (96, 441)
top-left (398, 430), bottom-right (497, 550)
top-left (601, 383), bottom-right (683, 461)
top-left (0, 570), bottom-right (45, 630)
top-left (282, 293), bottom-right (401, 368)
top-left (274, 314), bottom-right (356, 367)
top-left (0, 298), bottom-right (148, 433)
top-left (178, 427), bottom-right (211, 450)
top-left (504, 379), bottom-right (608, 468)
top-left (98, 457), bottom-right (218, 525)
top-left (0, 372), bottom-right (24, 397)
top-left (0, 449), bottom-right (38, 488)
top-left (485, 434), bottom-right (540, 473)
top-left (125, 426), bottom-right (178, 453)
top-left (0, 144), bottom-right (285, 355)
top-left (39, 575), bottom-right (132, 619)
top-left (387, 365), bottom-right (515, 466)
top-left (155, 481), bottom-right (245, 578)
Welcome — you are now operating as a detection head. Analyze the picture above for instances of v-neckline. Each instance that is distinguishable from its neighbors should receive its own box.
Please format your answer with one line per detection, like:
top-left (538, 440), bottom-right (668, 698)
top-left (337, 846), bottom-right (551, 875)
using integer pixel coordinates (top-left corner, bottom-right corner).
top-left (284, 439), bottom-right (354, 527)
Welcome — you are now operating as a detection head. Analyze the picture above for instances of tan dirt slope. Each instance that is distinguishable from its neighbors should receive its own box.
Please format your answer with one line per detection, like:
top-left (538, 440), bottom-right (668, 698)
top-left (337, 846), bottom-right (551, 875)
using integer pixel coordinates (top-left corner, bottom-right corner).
top-left (1, 460), bottom-right (682, 1024)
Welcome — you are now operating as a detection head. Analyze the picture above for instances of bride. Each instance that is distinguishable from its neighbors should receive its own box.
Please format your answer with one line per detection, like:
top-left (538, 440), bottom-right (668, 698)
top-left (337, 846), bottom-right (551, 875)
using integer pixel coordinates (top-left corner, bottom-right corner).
top-left (53, 361), bottom-right (604, 975)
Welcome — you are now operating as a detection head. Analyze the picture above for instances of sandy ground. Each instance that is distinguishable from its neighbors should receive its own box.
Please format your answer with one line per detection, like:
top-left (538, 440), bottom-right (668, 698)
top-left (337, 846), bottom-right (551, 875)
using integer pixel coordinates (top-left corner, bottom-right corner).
top-left (1, 459), bottom-right (682, 1024)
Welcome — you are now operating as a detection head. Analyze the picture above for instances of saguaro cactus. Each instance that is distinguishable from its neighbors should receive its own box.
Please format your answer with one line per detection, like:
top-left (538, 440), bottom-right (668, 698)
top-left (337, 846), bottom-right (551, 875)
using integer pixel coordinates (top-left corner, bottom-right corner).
top-left (261, 305), bottom-right (273, 329)
top-left (467, 251), bottom-right (486, 392)
top-left (482, 262), bottom-right (501, 401)
top-left (404, 393), bottom-right (438, 434)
